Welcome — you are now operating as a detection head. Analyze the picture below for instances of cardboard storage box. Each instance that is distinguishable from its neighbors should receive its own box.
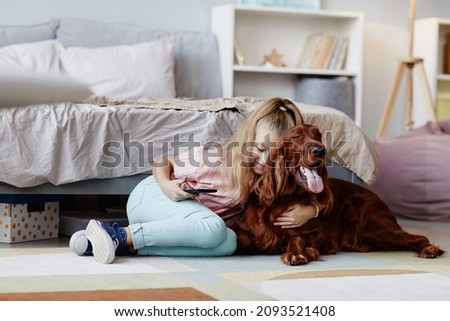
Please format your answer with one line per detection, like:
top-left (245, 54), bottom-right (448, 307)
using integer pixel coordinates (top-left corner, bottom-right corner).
top-left (59, 209), bottom-right (128, 237)
top-left (0, 195), bottom-right (59, 243)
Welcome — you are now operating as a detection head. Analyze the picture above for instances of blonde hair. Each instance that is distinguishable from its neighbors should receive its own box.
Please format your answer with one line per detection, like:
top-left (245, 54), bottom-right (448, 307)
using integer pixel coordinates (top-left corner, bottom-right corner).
top-left (223, 97), bottom-right (304, 204)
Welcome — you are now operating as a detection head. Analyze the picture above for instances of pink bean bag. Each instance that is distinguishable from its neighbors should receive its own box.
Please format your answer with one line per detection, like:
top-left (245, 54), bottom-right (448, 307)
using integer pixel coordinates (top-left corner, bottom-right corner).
top-left (371, 120), bottom-right (450, 221)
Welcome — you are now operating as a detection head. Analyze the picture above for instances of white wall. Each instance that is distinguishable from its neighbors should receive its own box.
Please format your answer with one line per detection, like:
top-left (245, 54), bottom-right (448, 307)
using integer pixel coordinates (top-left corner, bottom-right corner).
top-left (0, 0), bottom-right (231, 32)
top-left (2, 0), bottom-right (450, 138)
top-left (322, 0), bottom-right (450, 138)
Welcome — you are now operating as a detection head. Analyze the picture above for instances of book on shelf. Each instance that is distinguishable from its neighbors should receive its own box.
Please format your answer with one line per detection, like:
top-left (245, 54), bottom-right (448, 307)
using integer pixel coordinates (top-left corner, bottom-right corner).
top-left (318, 33), bottom-right (337, 69)
top-left (297, 32), bottom-right (349, 70)
top-left (297, 33), bottom-right (323, 69)
top-left (327, 35), bottom-right (342, 69)
top-left (444, 33), bottom-right (450, 74)
top-left (331, 36), bottom-right (349, 70)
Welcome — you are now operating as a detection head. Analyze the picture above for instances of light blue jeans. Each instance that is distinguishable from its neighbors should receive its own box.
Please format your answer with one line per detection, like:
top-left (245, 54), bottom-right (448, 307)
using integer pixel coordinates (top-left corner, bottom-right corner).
top-left (126, 175), bottom-right (237, 256)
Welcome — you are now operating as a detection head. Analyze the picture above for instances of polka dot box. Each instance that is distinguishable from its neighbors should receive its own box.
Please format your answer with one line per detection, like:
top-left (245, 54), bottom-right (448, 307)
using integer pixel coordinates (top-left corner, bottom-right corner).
top-left (0, 195), bottom-right (59, 243)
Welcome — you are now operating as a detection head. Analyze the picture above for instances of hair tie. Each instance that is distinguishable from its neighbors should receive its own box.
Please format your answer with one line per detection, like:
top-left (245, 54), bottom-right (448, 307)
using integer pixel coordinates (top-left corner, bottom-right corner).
top-left (278, 105), bottom-right (296, 122)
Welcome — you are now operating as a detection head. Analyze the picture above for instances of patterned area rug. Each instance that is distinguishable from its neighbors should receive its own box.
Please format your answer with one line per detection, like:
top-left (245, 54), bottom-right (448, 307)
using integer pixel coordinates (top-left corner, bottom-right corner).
top-left (0, 288), bottom-right (215, 301)
top-left (1, 219), bottom-right (449, 301)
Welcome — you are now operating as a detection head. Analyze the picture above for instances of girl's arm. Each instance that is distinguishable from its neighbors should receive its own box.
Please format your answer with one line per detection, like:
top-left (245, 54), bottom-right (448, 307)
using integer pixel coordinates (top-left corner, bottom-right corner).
top-left (273, 203), bottom-right (325, 229)
top-left (152, 155), bottom-right (193, 202)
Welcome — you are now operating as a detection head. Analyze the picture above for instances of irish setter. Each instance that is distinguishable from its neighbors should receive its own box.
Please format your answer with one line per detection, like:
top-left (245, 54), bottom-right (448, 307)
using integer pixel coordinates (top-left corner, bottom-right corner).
top-left (232, 124), bottom-right (444, 265)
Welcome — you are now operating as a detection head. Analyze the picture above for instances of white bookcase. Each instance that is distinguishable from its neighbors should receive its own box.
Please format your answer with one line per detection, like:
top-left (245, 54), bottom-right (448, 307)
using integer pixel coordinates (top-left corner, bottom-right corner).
top-left (211, 4), bottom-right (364, 126)
top-left (414, 17), bottom-right (450, 124)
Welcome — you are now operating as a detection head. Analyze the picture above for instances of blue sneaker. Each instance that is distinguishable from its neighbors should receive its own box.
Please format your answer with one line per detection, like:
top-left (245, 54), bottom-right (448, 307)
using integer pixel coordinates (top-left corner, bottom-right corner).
top-left (69, 228), bottom-right (131, 257)
top-left (85, 220), bottom-right (128, 264)
top-left (69, 230), bottom-right (93, 256)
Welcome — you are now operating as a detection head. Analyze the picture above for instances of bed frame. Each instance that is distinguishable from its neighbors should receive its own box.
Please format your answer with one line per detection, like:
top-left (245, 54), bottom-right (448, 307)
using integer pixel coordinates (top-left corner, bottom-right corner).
top-left (0, 19), bottom-right (372, 198)
top-left (0, 161), bottom-right (364, 196)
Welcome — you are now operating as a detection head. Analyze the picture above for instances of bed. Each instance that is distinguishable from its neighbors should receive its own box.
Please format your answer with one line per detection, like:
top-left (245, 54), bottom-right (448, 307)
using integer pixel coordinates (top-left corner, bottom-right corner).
top-left (0, 18), bottom-right (377, 196)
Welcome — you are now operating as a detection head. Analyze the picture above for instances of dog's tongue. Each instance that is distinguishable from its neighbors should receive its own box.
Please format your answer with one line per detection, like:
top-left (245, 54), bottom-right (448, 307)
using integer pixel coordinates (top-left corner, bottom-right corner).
top-left (301, 167), bottom-right (324, 193)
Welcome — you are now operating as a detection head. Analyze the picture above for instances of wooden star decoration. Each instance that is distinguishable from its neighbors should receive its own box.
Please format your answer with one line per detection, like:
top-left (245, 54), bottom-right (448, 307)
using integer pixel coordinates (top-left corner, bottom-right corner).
top-left (263, 48), bottom-right (286, 67)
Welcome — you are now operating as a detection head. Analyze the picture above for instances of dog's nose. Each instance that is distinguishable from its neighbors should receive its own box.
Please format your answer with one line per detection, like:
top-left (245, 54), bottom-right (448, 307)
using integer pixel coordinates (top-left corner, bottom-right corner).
top-left (311, 146), bottom-right (325, 157)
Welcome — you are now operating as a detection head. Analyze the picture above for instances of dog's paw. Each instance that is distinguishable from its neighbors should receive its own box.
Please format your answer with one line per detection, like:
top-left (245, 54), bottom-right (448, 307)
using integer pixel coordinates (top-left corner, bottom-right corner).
top-left (281, 252), bottom-right (309, 266)
top-left (418, 244), bottom-right (444, 258)
top-left (305, 247), bottom-right (320, 261)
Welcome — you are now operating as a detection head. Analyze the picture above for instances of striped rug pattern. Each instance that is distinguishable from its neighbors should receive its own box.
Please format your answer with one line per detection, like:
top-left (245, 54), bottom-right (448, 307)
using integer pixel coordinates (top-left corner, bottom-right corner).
top-left (1, 219), bottom-right (449, 301)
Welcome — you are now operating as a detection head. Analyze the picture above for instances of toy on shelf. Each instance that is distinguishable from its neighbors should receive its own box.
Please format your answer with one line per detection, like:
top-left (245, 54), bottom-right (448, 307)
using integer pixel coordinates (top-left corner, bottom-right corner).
top-left (262, 48), bottom-right (286, 67)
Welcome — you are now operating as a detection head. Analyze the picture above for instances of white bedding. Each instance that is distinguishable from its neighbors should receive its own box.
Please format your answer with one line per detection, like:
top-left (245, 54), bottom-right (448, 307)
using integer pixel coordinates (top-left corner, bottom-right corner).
top-left (87, 96), bottom-right (378, 184)
top-left (0, 97), bottom-right (377, 188)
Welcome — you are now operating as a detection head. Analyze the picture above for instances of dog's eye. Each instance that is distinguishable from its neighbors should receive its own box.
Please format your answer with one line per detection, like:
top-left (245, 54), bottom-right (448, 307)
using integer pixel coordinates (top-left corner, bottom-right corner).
top-left (311, 128), bottom-right (322, 140)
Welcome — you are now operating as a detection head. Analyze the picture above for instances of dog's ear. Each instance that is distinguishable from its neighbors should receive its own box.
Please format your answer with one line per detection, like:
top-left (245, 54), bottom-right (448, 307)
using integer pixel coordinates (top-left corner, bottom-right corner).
top-left (315, 164), bottom-right (335, 215)
top-left (258, 142), bottom-right (290, 206)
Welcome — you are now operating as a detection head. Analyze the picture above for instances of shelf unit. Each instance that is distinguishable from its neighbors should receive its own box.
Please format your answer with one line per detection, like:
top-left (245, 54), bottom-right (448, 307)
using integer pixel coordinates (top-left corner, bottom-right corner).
top-left (414, 17), bottom-right (450, 124)
top-left (211, 4), bottom-right (364, 126)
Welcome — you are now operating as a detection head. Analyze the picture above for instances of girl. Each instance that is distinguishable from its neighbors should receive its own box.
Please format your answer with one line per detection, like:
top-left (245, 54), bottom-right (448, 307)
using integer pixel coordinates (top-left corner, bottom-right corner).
top-left (70, 97), bottom-right (322, 264)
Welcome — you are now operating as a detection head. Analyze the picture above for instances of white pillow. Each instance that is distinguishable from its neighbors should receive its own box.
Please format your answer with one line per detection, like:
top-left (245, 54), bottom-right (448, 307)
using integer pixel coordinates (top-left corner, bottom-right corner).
top-left (0, 39), bottom-right (63, 76)
top-left (60, 37), bottom-right (176, 99)
top-left (0, 40), bottom-right (93, 107)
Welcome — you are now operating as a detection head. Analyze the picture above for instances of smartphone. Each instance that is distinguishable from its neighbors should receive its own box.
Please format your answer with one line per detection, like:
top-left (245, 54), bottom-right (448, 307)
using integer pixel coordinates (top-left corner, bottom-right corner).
top-left (184, 188), bottom-right (218, 194)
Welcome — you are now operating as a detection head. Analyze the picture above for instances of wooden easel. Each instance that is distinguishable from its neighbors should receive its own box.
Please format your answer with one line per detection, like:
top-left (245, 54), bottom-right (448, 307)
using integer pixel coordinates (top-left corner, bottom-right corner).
top-left (376, 0), bottom-right (437, 137)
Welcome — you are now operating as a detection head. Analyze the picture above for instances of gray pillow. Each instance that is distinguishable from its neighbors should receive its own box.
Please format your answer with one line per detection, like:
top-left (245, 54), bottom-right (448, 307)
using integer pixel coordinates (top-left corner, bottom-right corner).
top-left (294, 76), bottom-right (354, 119)
top-left (56, 18), bottom-right (221, 99)
top-left (0, 19), bottom-right (58, 47)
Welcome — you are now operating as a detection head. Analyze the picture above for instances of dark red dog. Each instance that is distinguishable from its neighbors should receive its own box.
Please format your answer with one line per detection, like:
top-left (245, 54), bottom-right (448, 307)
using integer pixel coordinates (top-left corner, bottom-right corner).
top-left (232, 124), bottom-right (444, 265)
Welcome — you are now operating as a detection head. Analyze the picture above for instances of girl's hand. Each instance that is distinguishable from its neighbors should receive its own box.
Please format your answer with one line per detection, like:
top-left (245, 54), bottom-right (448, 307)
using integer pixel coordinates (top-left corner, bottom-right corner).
top-left (274, 203), bottom-right (317, 229)
top-left (159, 177), bottom-right (194, 202)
